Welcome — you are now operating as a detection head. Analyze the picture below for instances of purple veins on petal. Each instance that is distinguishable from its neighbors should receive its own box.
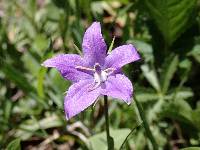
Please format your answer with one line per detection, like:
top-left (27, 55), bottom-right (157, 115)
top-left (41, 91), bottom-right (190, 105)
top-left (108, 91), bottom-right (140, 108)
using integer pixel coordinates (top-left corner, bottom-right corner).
top-left (82, 22), bottom-right (107, 66)
top-left (42, 54), bottom-right (92, 83)
top-left (104, 44), bottom-right (140, 69)
top-left (100, 74), bottom-right (133, 105)
top-left (64, 79), bottom-right (100, 120)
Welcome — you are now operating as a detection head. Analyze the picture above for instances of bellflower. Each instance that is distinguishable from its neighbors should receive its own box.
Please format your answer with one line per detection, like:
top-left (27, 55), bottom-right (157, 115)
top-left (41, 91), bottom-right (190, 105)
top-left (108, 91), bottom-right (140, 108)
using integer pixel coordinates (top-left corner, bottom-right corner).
top-left (42, 22), bottom-right (140, 120)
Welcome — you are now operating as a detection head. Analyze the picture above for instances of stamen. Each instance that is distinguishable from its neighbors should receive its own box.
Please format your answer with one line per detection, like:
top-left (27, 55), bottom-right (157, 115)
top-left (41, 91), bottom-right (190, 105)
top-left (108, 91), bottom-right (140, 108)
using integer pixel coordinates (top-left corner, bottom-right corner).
top-left (75, 66), bottom-right (94, 72)
top-left (81, 64), bottom-right (115, 92)
top-left (104, 68), bottom-right (115, 75)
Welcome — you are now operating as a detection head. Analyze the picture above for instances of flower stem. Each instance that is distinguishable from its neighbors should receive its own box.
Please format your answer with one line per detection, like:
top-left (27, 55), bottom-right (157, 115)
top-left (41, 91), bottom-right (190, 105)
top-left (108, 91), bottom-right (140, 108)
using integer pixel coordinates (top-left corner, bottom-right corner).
top-left (134, 96), bottom-right (158, 150)
top-left (104, 95), bottom-right (114, 150)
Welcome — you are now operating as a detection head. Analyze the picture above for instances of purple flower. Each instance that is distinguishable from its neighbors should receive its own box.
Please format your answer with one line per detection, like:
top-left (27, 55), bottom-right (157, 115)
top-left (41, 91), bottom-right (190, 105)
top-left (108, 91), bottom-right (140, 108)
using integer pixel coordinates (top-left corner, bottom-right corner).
top-left (42, 22), bottom-right (140, 120)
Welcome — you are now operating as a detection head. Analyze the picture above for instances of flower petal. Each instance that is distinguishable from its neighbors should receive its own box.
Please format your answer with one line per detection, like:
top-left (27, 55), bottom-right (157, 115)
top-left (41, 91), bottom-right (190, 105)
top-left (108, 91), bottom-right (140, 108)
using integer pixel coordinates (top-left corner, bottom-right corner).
top-left (100, 74), bottom-right (133, 104)
top-left (82, 22), bottom-right (107, 66)
top-left (104, 44), bottom-right (140, 69)
top-left (64, 79), bottom-right (100, 119)
top-left (42, 54), bottom-right (92, 82)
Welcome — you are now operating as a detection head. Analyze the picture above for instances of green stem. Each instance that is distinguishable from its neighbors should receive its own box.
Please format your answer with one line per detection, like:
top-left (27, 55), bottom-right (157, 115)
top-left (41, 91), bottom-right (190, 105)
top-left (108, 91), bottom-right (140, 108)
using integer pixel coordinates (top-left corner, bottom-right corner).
top-left (104, 95), bottom-right (114, 150)
top-left (134, 96), bottom-right (158, 150)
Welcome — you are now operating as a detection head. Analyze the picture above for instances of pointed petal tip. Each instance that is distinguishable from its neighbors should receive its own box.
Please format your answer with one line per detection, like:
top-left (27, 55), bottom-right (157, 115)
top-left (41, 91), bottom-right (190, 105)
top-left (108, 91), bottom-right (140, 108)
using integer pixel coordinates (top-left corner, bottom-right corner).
top-left (64, 106), bottom-right (71, 121)
top-left (126, 99), bottom-right (132, 105)
top-left (41, 59), bottom-right (50, 67)
top-left (65, 114), bottom-right (70, 121)
top-left (41, 62), bottom-right (46, 67)
top-left (130, 44), bottom-right (141, 61)
top-left (124, 96), bottom-right (132, 105)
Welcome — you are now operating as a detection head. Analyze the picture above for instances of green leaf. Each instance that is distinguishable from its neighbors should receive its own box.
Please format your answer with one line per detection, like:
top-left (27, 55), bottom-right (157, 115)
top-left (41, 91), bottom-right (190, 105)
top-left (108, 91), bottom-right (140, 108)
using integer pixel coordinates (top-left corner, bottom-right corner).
top-left (160, 99), bottom-right (200, 130)
top-left (2, 63), bottom-right (35, 93)
top-left (141, 64), bottom-right (161, 92)
top-left (3, 99), bottom-right (12, 122)
top-left (128, 40), bottom-right (154, 62)
top-left (37, 68), bottom-right (47, 99)
top-left (32, 34), bottom-right (49, 53)
top-left (89, 129), bottom-right (131, 150)
top-left (166, 87), bottom-right (193, 100)
top-left (136, 92), bottom-right (159, 102)
top-left (181, 147), bottom-right (200, 150)
top-left (161, 55), bottom-right (179, 94)
top-left (191, 108), bottom-right (200, 130)
top-left (144, 0), bottom-right (197, 45)
top-left (188, 45), bottom-right (200, 63)
top-left (22, 51), bottom-right (40, 76)
top-left (120, 121), bottom-right (143, 149)
top-left (6, 138), bottom-right (21, 150)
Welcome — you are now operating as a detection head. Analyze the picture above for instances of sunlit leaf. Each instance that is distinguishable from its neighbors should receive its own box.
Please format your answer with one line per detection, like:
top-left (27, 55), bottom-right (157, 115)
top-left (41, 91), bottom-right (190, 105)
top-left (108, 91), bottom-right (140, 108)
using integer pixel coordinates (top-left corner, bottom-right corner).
top-left (181, 147), bottom-right (200, 150)
top-left (188, 45), bottom-right (200, 63)
top-left (89, 129), bottom-right (131, 150)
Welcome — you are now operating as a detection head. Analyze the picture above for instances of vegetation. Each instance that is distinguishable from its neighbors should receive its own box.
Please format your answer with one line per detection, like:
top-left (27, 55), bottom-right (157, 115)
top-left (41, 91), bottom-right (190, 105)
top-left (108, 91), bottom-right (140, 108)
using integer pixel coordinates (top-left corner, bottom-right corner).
top-left (0, 0), bottom-right (200, 149)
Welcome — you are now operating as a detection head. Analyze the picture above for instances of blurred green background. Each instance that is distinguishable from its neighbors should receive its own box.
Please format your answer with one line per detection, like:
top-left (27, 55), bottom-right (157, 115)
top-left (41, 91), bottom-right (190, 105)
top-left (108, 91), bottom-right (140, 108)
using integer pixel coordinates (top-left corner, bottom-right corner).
top-left (0, 0), bottom-right (200, 149)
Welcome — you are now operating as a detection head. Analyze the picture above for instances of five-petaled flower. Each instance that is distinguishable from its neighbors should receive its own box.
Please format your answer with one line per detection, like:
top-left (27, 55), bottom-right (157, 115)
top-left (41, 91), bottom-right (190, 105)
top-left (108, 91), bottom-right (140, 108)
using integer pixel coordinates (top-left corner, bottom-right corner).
top-left (42, 22), bottom-right (140, 120)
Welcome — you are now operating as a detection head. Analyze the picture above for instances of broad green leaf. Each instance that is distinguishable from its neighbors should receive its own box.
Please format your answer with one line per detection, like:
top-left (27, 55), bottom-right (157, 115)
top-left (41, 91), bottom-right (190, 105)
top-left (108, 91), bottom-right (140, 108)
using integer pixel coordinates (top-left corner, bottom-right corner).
top-left (188, 45), bottom-right (200, 63)
top-left (133, 132), bottom-right (146, 150)
top-left (128, 40), bottom-right (154, 62)
top-left (144, 0), bottom-right (197, 45)
top-left (6, 138), bottom-right (21, 150)
top-left (161, 55), bottom-right (179, 94)
top-left (32, 34), bottom-right (49, 53)
top-left (89, 129), bottom-right (131, 150)
top-left (120, 121), bottom-right (143, 149)
top-left (181, 147), bottom-right (200, 150)
top-left (49, 69), bottom-right (70, 93)
top-left (191, 108), bottom-right (200, 130)
top-left (160, 99), bottom-right (200, 130)
top-left (45, 3), bottom-right (62, 21)
top-left (22, 52), bottom-right (40, 76)
top-left (166, 87), bottom-right (193, 100)
top-left (141, 64), bottom-right (161, 92)
top-left (161, 99), bottom-right (192, 122)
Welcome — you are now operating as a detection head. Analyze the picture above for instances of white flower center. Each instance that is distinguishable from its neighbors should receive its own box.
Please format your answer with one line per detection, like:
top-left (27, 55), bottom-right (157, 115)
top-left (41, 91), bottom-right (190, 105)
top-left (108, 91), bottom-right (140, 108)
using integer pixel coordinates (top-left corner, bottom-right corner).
top-left (75, 63), bottom-right (115, 90)
top-left (94, 70), bottom-right (108, 83)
